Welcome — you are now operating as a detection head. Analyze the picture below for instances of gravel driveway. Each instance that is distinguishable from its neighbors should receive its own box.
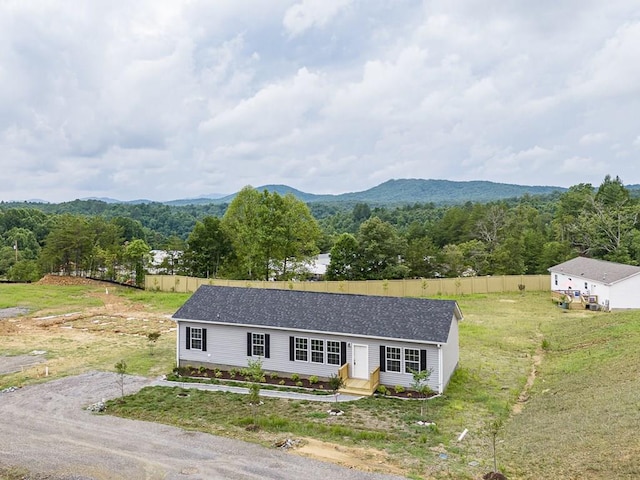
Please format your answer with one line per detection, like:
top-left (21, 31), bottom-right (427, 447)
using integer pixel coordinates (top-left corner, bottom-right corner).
top-left (0, 372), bottom-right (406, 480)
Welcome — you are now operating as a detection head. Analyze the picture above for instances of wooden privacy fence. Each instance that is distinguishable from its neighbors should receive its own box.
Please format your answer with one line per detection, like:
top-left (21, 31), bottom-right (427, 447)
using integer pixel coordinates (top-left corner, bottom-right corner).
top-left (145, 274), bottom-right (550, 296)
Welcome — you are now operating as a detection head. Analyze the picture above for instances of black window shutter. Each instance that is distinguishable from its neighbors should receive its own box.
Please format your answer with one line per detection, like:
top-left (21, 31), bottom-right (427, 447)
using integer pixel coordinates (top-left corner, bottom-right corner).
top-left (420, 349), bottom-right (427, 371)
top-left (185, 326), bottom-right (191, 350)
top-left (289, 336), bottom-right (295, 361)
top-left (265, 334), bottom-right (271, 358)
top-left (379, 345), bottom-right (386, 372)
top-left (202, 328), bottom-right (207, 352)
top-left (247, 332), bottom-right (252, 357)
top-left (340, 341), bottom-right (347, 366)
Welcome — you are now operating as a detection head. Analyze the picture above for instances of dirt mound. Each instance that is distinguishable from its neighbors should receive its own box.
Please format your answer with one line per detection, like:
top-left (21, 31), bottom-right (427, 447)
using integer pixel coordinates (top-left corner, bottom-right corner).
top-left (37, 275), bottom-right (107, 286)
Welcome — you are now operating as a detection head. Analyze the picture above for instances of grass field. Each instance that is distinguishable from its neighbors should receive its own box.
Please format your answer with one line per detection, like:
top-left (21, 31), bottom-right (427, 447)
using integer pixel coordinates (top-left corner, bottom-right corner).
top-left (1, 283), bottom-right (639, 479)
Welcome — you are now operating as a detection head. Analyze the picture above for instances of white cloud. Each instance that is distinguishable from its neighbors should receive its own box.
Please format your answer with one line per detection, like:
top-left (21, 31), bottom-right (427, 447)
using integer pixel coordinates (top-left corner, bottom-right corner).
top-left (1, 0), bottom-right (640, 202)
top-left (283, 0), bottom-right (352, 37)
top-left (579, 132), bottom-right (609, 146)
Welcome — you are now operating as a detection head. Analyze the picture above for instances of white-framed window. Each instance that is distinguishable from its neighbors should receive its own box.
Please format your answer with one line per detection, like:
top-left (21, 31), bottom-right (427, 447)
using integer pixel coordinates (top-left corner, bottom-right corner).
top-left (252, 333), bottom-right (265, 357)
top-left (311, 339), bottom-right (324, 363)
top-left (386, 346), bottom-right (401, 372)
top-left (327, 341), bottom-right (341, 365)
top-left (404, 348), bottom-right (420, 373)
top-left (295, 337), bottom-right (308, 361)
top-left (190, 327), bottom-right (203, 350)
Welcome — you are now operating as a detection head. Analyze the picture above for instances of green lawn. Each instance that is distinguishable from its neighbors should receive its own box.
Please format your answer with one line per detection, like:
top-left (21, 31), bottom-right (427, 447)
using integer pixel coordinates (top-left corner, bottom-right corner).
top-left (3, 285), bottom-right (639, 479)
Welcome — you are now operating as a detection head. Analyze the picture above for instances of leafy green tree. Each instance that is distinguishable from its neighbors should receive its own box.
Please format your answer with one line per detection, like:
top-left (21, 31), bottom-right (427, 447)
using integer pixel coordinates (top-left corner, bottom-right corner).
top-left (222, 187), bottom-right (265, 279)
top-left (405, 236), bottom-right (439, 278)
top-left (458, 239), bottom-right (490, 275)
top-left (40, 214), bottom-right (95, 275)
top-left (111, 216), bottom-right (146, 242)
top-left (553, 183), bottom-right (594, 245)
top-left (437, 244), bottom-right (465, 277)
top-left (431, 203), bottom-right (474, 247)
top-left (8, 259), bottom-right (41, 282)
top-left (184, 216), bottom-right (232, 277)
top-left (3, 228), bottom-right (41, 260)
top-left (352, 203), bottom-right (372, 223)
top-left (222, 187), bottom-right (320, 280)
top-left (326, 233), bottom-right (360, 280)
top-left (275, 194), bottom-right (321, 280)
top-left (86, 217), bottom-right (125, 279)
top-left (124, 239), bottom-right (151, 286)
top-left (566, 177), bottom-right (639, 261)
top-left (356, 216), bottom-right (407, 279)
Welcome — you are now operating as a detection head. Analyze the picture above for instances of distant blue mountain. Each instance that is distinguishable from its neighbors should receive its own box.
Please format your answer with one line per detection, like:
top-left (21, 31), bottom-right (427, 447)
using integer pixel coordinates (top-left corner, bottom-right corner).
top-left (199, 179), bottom-right (567, 206)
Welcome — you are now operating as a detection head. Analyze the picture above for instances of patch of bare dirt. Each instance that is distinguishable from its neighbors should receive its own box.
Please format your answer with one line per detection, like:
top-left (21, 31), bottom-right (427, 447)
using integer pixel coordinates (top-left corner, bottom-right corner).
top-left (36, 274), bottom-right (108, 286)
top-left (512, 337), bottom-right (544, 415)
top-left (295, 438), bottom-right (405, 476)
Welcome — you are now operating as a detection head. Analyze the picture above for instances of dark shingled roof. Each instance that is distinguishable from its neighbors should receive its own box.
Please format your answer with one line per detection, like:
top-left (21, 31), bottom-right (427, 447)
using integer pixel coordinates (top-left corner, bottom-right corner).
top-left (173, 286), bottom-right (462, 344)
top-left (549, 257), bottom-right (640, 285)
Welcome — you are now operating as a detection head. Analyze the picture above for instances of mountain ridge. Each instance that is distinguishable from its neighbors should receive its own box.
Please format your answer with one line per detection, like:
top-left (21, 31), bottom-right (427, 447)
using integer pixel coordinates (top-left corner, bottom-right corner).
top-left (163, 178), bottom-right (569, 206)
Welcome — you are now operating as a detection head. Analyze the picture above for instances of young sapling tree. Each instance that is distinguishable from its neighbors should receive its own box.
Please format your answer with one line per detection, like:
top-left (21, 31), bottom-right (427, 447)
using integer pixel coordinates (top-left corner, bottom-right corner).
top-left (328, 373), bottom-right (345, 403)
top-left (411, 368), bottom-right (433, 419)
top-left (115, 359), bottom-right (127, 400)
top-left (147, 331), bottom-right (161, 356)
top-left (246, 358), bottom-right (265, 427)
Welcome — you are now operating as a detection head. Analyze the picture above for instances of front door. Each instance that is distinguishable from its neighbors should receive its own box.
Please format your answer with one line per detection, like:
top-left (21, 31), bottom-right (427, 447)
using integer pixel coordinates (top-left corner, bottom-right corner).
top-left (352, 344), bottom-right (368, 379)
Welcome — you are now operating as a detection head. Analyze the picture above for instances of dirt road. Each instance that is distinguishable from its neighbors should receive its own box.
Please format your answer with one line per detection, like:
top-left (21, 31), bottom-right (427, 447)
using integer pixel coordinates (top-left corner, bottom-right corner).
top-left (0, 371), bottom-right (405, 480)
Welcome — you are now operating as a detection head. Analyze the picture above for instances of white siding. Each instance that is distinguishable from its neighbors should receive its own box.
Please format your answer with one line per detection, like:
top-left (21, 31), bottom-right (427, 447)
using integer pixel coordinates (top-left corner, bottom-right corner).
top-left (178, 322), bottom-right (352, 379)
top-left (440, 315), bottom-right (460, 393)
top-left (376, 341), bottom-right (441, 391)
top-left (609, 275), bottom-right (640, 309)
top-left (550, 270), bottom-right (640, 310)
top-left (176, 321), bottom-right (452, 390)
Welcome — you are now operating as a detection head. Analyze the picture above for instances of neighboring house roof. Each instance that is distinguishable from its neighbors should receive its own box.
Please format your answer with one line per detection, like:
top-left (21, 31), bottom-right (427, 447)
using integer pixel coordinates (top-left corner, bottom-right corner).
top-left (549, 257), bottom-right (640, 285)
top-left (173, 285), bottom-right (462, 344)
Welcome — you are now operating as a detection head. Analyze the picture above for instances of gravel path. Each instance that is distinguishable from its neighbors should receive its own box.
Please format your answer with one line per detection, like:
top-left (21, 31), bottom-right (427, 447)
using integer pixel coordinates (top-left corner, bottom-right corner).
top-left (0, 372), bottom-right (406, 480)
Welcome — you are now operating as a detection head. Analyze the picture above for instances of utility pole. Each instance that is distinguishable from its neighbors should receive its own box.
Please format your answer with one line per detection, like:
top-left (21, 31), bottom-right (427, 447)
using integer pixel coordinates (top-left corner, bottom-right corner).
top-left (14, 239), bottom-right (18, 263)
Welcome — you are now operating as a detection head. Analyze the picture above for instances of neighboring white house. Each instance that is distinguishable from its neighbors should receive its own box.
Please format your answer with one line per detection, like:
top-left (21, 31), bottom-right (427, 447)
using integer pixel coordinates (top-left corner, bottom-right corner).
top-left (548, 257), bottom-right (640, 310)
top-left (172, 285), bottom-right (463, 395)
top-left (149, 250), bottom-right (182, 275)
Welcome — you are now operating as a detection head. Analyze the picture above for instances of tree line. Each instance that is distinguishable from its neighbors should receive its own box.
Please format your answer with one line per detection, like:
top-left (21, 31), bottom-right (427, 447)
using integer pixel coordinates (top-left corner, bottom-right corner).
top-left (1, 175), bottom-right (639, 284)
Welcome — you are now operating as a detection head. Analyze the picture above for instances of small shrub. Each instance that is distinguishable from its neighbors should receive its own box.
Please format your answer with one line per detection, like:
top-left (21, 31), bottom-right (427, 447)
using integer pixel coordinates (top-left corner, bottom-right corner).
top-left (309, 375), bottom-right (319, 384)
top-left (394, 385), bottom-right (405, 394)
top-left (376, 385), bottom-right (388, 395)
top-left (198, 366), bottom-right (206, 374)
top-left (541, 338), bottom-right (550, 350)
top-left (269, 372), bottom-right (279, 380)
top-left (296, 381), bottom-right (304, 387)
top-left (229, 368), bottom-right (239, 378)
top-left (278, 379), bottom-right (286, 385)
top-left (291, 373), bottom-right (300, 382)
top-left (214, 369), bottom-right (223, 378)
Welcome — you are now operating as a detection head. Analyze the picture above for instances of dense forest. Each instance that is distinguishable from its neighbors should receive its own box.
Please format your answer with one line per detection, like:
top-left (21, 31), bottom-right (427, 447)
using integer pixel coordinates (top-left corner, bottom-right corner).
top-left (1, 175), bottom-right (638, 285)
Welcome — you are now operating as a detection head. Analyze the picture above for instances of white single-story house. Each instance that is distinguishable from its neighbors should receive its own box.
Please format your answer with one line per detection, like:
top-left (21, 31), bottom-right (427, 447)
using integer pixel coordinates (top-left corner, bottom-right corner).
top-left (549, 257), bottom-right (640, 310)
top-left (172, 286), bottom-right (463, 395)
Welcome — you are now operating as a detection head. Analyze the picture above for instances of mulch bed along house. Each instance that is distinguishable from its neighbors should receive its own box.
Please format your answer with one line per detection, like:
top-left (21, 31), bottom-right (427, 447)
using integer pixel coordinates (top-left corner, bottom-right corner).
top-left (172, 366), bottom-right (436, 399)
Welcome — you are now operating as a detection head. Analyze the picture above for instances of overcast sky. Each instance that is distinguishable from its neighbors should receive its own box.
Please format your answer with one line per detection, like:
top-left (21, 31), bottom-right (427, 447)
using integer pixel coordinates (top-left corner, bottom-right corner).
top-left (1, 1), bottom-right (639, 203)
